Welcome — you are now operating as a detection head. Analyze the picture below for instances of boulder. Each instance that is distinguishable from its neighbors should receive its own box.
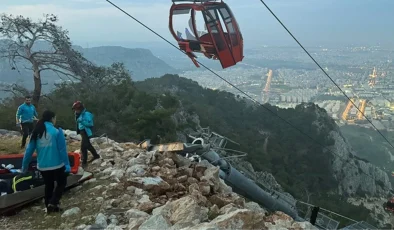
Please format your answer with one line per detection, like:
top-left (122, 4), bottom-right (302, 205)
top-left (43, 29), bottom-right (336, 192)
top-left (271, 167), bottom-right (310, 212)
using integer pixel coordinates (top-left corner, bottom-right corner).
top-left (138, 214), bottom-right (172, 230)
top-left (198, 182), bottom-right (211, 196)
top-left (200, 166), bottom-right (221, 193)
top-left (164, 152), bottom-right (192, 168)
top-left (125, 209), bottom-right (149, 219)
top-left (212, 209), bottom-right (265, 228)
top-left (209, 193), bottom-right (245, 209)
top-left (168, 196), bottom-right (209, 225)
top-left (95, 213), bottom-right (108, 229)
top-left (105, 224), bottom-right (122, 230)
top-left (110, 169), bottom-right (125, 180)
top-left (138, 201), bottom-right (156, 213)
top-left (129, 177), bottom-right (171, 195)
top-left (245, 201), bottom-right (267, 215)
top-left (128, 217), bottom-right (147, 230)
top-left (219, 203), bottom-right (238, 215)
top-left (126, 164), bottom-right (147, 177)
top-left (61, 207), bottom-right (81, 218)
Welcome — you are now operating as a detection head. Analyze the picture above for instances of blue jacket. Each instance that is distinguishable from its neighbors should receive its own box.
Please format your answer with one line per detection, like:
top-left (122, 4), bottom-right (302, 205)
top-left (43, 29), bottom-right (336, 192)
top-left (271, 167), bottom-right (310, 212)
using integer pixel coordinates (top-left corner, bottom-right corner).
top-left (22, 122), bottom-right (70, 172)
top-left (16, 103), bottom-right (38, 124)
top-left (76, 109), bottom-right (94, 137)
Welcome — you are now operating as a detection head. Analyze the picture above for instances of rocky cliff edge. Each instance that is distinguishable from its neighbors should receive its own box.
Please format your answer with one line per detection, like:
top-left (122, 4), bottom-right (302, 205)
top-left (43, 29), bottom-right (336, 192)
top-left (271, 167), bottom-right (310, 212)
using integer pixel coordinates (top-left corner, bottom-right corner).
top-left (0, 133), bottom-right (317, 230)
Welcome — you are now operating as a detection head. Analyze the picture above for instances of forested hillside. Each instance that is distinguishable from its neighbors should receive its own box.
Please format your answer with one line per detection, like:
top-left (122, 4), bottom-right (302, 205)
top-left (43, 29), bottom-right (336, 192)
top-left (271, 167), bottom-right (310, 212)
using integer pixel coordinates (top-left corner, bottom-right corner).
top-left (1, 73), bottom-right (387, 225)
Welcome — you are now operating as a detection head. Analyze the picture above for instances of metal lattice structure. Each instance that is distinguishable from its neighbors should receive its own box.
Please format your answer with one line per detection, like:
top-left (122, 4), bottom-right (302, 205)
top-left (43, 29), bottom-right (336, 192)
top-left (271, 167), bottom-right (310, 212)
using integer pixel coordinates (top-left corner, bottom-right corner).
top-left (341, 221), bottom-right (378, 230)
top-left (305, 207), bottom-right (340, 229)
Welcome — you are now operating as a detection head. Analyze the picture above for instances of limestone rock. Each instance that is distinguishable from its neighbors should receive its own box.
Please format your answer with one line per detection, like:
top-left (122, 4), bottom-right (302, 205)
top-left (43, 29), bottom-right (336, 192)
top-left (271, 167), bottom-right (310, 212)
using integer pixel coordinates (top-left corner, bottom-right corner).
top-left (198, 182), bottom-right (211, 196)
top-left (329, 131), bottom-right (392, 196)
top-left (168, 196), bottom-right (209, 225)
top-left (164, 152), bottom-right (192, 168)
top-left (152, 166), bottom-right (161, 172)
top-left (187, 177), bottom-right (198, 185)
top-left (104, 224), bottom-right (122, 230)
top-left (138, 201), bottom-right (156, 213)
top-left (138, 214), bottom-right (172, 230)
top-left (128, 217), bottom-right (147, 230)
top-left (200, 166), bottom-right (221, 193)
top-left (126, 164), bottom-right (147, 177)
top-left (209, 193), bottom-right (245, 209)
top-left (95, 213), bottom-right (108, 228)
top-left (219, 203), bottom-right (238, 215)
top-left (110, 169), bottom-right (125, 180)
top-left (245, 201), bottom-right (267, 215)
top-left (129, 177), bottom-right (171, 195)
top-left (186, 209), bottom-right (266, 230)
top-left (125, 209), bottom-right (149, 219)
top-left (61, 207), bottom-right (81, 218)
top-left (177, 175), bottom-right (188, 183)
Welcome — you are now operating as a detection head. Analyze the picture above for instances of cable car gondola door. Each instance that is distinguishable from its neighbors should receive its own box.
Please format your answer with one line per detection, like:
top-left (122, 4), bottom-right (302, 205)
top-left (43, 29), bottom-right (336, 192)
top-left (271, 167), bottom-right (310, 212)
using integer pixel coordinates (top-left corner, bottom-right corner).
top-left (217, 5), bottom-right (243, 63)
top-left (202, 7), bottom-right (236, 69)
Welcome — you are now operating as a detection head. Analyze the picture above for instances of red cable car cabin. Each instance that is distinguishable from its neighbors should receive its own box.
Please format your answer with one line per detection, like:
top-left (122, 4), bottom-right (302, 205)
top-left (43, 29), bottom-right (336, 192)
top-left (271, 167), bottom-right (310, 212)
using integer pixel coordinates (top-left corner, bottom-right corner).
top-left (169, 0), bottom-right (244, 69)
top-left (385, 197), bottom-right (394, 213)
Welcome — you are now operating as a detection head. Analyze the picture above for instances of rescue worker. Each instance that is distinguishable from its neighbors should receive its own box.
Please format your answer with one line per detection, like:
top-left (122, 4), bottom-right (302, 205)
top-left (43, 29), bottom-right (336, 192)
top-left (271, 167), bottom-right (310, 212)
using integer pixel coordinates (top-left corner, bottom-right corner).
top-left (16, 95), bottom-right (38, 148)
top-left (72, 101), bottom-right (100, 167)
top-left (21, 110), bottom-right (70, 213)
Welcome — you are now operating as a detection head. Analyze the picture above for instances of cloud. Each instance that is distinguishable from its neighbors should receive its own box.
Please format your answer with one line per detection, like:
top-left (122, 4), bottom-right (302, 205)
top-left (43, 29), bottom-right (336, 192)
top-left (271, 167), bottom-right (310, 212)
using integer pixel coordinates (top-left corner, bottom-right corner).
top-left (2, 1), bottom-right (175, 43)
top-left (3, 0), bottom-right (394, 47)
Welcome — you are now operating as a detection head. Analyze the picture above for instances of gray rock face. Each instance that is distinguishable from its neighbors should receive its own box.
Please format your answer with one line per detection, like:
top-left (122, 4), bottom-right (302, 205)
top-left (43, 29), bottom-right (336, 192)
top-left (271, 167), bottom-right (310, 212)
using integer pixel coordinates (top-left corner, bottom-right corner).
top-left (61, 207), bottom-right (81, 218)
top-left (0, 129), bottom-right (20, 136)
top-left (0, 128), bottom-right (321, 230)
top-left (329, 131), bottom-right (391, 196)
top-left (138, 214), bottom-right (172, 230)
top-left (95, 213), bottom-right (108, 228)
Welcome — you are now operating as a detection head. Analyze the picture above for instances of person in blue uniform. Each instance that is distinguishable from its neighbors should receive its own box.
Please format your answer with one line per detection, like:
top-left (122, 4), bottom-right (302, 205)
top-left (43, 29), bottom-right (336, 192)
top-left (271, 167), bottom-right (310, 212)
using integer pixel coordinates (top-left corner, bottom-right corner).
top-left (16, 96), bottom-right (38, 148)
top-left (72, 101), bottom-right (100, 167)
top-left (21, 110), bottom-right (70, 213)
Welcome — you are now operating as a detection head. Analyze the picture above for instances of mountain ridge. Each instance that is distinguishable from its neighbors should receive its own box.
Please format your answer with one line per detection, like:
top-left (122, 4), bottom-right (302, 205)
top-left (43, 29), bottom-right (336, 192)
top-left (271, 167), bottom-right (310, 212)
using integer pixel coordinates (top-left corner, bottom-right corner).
top-left (0, 73), bottom-right (390, 227)
top-left (0, 42), bottom-right (178, 97)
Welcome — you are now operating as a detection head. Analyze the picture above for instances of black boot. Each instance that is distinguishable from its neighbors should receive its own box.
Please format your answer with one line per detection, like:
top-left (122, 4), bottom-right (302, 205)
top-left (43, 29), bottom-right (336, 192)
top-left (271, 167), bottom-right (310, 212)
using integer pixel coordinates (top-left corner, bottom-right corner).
top-left (46, 204), bottom-right (62, 213)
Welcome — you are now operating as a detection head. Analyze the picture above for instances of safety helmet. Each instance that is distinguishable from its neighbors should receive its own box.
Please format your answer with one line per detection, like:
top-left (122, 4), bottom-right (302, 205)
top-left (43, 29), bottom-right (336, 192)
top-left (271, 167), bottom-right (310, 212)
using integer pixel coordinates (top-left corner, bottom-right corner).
top-left (72, 101), bottom-right (84, 110)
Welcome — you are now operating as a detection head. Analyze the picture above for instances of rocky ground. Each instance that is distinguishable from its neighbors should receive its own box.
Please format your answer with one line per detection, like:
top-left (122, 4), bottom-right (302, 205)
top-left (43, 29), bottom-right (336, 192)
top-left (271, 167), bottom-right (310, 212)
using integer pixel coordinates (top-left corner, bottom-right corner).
top-left (0, 134), bottom-right (318, 230)
top-left (347, 197), bottom-right (394, 227)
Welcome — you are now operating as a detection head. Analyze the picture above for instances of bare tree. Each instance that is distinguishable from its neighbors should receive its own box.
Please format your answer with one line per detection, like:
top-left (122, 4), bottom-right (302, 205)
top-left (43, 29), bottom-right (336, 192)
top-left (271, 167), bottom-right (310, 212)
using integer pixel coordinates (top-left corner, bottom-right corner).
top-left (0, 14), bottom-right (90, 106)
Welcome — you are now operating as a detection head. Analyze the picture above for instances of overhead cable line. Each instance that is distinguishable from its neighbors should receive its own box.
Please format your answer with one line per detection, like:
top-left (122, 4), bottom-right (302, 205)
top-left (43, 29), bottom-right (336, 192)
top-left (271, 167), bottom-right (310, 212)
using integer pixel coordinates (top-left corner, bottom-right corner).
top-left (258, 0), bottom-right (394, 150)
top-left (104, 0), bottom-right (393, 193)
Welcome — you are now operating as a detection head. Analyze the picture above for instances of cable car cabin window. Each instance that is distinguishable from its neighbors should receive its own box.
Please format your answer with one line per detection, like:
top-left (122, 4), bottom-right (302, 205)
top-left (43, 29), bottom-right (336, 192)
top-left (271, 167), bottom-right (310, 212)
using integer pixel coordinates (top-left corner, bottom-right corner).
top-left (173, 8), bottom-right (191, 15)
top-left (219, 8), bottom-right (239, 46)
top-left (172, 7), bottom-right (199, 41)
top-left (193, 11), bottom-right (209, 38)
top-left (202, 10), bottom-right (226, 52)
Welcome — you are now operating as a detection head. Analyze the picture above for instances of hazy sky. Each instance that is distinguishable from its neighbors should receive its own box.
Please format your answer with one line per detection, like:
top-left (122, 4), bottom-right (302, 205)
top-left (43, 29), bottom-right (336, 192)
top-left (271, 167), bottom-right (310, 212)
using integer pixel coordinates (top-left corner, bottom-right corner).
top-left (2, 0), bottom-right (394, 48)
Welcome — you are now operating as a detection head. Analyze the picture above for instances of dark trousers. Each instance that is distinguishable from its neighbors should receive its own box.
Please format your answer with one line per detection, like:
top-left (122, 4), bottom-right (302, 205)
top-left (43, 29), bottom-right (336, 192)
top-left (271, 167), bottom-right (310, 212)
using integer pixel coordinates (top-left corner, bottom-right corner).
top-left (80, 130), bottom-right (99, 164)
top-left (21, 122), bottom-right (34, 148)
top-left (40, 166), bottom-right (67, 207)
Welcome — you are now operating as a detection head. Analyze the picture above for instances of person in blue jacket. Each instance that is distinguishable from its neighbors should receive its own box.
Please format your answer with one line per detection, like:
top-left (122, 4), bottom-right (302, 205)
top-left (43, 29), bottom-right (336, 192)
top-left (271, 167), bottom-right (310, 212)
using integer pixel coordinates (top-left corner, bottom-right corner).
top-left (16, 96), bottom-right (38, 148)
top-left (72, 101), bottom-right (100, 167)
top-left (22, 110), bottom-right (70, 213)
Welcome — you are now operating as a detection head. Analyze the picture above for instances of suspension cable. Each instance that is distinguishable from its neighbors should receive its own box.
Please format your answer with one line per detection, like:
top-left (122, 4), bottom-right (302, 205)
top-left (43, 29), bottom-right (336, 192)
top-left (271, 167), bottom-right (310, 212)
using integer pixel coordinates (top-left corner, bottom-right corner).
top-left (104, 0), bottom-right (393, 198)
top-left (257, 0), bottom-right (394, 150)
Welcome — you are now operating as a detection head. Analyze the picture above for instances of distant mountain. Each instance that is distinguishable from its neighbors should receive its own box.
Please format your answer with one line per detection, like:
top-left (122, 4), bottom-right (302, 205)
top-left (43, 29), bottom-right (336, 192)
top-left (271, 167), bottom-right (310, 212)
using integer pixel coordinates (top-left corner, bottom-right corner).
top-left (0, 42), bottom-right (178, 97)
top-left (75, 46), bottom-right (178, 81)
